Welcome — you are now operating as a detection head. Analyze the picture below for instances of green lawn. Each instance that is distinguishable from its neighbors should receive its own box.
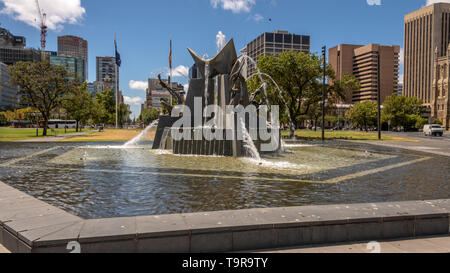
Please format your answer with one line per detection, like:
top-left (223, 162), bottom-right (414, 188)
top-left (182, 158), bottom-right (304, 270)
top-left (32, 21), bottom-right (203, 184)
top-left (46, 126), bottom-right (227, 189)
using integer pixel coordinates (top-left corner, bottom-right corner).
top-left (282, 130), bottom-right (415, 142)
top-left (0, 127), bottom-right (87, 142)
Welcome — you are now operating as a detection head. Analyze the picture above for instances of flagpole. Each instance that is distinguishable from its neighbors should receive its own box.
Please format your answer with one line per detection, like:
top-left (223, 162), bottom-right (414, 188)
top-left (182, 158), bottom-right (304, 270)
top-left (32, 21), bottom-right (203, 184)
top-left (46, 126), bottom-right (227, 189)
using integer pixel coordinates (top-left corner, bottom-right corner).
top-left (115, 33), bottom-right (119, 129)
top-left (115, 62), bottom-right (118, 129)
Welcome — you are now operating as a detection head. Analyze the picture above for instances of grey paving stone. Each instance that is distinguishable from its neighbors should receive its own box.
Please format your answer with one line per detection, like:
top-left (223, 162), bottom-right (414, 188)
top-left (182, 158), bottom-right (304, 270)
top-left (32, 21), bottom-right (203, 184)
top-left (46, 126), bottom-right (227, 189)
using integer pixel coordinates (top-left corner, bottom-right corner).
top-left (347, 222), bottom-right (383, 242)
top-left (232, 228), bottom-right (277, 251)
top-left (1, 228), bottom-right (18, 253)
top-left (79, 217), bottom-right (136, 243)
top-left (415, 216), bottom-right (449, 236)
top-left (80, 240), bottom-right (137, 253)
top-left (34, 221), bottom-right (84, 248)
top-left (18, 221), bottom-right (81, 246)
top-left (4, 212), bottom-right (81, 236)
top-left (382, 219), bottom-right (415, 239)
top-left (276, 226), bottom-right (312, 247)
top-left (136, 214), bottom-right (190, 238)
top-left (137, 235), bottom-right (190, 253)
top-left (0, 205), bottom-right (65, 224)
top-left (191, 232), bottom-right (233, 253)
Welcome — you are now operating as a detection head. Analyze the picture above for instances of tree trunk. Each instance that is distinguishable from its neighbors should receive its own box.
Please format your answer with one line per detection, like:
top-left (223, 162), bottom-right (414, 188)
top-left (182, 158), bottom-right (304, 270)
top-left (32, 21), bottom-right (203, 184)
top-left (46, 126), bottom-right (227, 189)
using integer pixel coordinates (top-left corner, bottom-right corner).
top-left (289, 122), bottom-right (295, 139)
top-left (43, 120), bottom-right (48, 136)
top-left (76, 121), bottom-right (79, 133)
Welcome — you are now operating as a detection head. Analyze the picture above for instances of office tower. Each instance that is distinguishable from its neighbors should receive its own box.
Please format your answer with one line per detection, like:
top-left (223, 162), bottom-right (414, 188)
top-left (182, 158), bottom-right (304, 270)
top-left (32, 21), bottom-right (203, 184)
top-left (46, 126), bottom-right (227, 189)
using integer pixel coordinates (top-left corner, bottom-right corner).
top-left (143, 78), bottom-right (184, 110)
top-left (329, 44), bottom-right (400, 103)
top-left (405, 3), bottom-right (450, 128)
top-left (58, 36), bottom-right (88, 81)
top-left (50, 56), bottom-right (85, 82)
top-left (0, 62), bottom-right (19, 110)
top-left (96, 57), bottom-right (118, 91)
top-left (244, 30), bottom-right (310, 77)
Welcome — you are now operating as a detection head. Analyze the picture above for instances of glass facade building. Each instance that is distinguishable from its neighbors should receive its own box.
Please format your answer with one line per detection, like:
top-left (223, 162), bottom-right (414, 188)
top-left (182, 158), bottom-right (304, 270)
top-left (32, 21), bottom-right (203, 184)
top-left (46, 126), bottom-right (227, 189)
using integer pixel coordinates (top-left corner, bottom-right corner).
top-left (245, 30), bottom-right (311, 77)
top-left (0, 62), bottom-right (19, 110)
top-left (50, 56), bottom-right (85, 82)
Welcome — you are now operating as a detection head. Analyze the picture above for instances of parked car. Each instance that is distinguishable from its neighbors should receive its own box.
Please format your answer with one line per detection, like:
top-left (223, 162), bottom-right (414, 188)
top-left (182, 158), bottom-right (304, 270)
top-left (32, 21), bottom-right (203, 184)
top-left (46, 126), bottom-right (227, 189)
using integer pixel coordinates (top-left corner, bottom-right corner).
top-left (423, 124), bottom-right (444, 137)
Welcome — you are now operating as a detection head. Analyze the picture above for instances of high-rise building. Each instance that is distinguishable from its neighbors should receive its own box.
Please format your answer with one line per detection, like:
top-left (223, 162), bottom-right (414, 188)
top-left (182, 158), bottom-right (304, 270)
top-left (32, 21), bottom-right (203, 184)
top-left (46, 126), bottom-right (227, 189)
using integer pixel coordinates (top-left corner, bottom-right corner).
top-left (96, 57), bottom-right (118, 91)
top-left (398, 83), bottom-right (404, 96)
top-left (0, 27), bottom-right (26, 49)
top-left (50, 56), bottom-right (85, 82)
top-left (58, 36), bottom-right (88, 81)
top-left (0, 62), bottom-right (19, 110)
top-left (143, 78), bottom-right (184, 110)
top-left (404, 3), bottom-right (450, 129)
top-left (0, 27), bottom-right (40, 65)
top-left (244, 30), bottom-right (310, 77)
top-left (329, 44), bottom-right (400, 103)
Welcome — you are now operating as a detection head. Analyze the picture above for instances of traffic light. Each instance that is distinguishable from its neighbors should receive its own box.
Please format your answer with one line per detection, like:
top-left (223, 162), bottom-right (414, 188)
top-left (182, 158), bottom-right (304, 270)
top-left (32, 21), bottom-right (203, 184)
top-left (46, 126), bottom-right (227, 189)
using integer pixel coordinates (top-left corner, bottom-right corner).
top-left (322, 46), bottom-right (326, 57)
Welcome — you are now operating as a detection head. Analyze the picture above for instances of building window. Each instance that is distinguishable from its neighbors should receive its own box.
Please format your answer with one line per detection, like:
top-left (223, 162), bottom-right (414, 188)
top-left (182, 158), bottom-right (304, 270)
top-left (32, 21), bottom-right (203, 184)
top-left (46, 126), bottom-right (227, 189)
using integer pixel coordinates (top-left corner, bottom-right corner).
top-left (265, 33), bottom-right (274, 42)
top-left (275, 34), bottom-right (283, 43)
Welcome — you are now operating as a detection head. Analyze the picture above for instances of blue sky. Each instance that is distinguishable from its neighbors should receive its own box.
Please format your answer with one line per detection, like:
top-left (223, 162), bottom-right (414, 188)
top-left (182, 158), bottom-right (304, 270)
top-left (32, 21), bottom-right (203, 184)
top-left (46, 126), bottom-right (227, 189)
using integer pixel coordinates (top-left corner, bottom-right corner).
top-left (0, 0), bottom-right (444, 118)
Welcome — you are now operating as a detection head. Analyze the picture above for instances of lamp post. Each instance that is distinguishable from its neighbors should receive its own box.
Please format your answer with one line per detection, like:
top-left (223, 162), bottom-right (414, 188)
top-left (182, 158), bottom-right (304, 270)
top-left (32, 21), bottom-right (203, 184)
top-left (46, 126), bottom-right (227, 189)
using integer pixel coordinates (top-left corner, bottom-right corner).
top-left (322, 46), bottom-right (327, 142)
top-left (377, 53), bottom-right (382, 140)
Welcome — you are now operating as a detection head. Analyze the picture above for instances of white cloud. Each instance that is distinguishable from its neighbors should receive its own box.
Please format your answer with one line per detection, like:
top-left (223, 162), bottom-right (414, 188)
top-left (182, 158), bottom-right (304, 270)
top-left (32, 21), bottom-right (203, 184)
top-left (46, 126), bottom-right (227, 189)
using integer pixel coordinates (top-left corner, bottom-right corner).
top-left (366, 0), bottom-right (381, 6)
top-left (216, 31), bottom-right (226, 52)
top-left (0, 0), bottom-right (85, 31)
top-left (210, 0), bottom-right (256, 13)
top-left (124, 96), bottom-right (144, 106)
top-left (426, 0), bottom-right (450, 6)
top-left (250, 13), bottom-right (264, 22)
top-left (171, 65), bottom-right (189, 79)
top-left (129, 80), bottom-right (147, 91)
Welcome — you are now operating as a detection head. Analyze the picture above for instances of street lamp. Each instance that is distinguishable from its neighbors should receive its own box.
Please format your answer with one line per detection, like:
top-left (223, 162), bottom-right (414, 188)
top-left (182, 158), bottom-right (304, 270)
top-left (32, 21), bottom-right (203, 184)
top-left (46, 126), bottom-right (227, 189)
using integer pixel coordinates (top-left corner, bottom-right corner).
top-left (322, 46), bottom-right (327, 142)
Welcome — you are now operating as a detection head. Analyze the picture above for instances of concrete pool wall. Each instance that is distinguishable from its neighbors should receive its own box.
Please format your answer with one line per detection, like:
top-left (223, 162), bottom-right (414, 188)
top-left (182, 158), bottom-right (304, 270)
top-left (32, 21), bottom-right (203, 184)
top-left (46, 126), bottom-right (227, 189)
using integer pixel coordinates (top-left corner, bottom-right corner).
top-left (0, 180), bottom-right (449, 253)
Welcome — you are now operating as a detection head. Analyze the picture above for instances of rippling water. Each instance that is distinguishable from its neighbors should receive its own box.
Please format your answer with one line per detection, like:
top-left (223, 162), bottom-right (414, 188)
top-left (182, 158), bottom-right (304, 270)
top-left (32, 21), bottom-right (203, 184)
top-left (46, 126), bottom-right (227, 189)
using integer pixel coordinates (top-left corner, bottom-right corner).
top-left (0, 141), bottom-right (448, 219)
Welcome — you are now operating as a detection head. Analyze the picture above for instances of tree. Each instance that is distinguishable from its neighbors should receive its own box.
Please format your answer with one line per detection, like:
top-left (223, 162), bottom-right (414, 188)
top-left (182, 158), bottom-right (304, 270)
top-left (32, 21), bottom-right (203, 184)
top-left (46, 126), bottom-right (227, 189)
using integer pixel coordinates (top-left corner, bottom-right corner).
top-left (118, 103), bottom-right (131, 128)
top-left (141, 108), bottom-right (160, 125)
top-left (382, 95), bottom-right (425, 131)
top-left (8, 61), bottom-right (75, 136)
top-left (247, 51), bottom-right (352, 138)
top-left (0, 112), bottom-right (7, 126)
top-left (95, 88), bottom-right (116, 125)
top-left (346, 101), bottom-right (378, 131)
top-left (62, 83), bottom-right (96, 132)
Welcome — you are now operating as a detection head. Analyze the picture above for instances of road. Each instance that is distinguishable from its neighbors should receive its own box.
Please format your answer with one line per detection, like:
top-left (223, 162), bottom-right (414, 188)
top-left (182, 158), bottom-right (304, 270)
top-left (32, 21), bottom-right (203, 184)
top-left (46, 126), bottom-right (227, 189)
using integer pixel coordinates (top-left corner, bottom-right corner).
top-left (354, 131), bottom-right (450, 157)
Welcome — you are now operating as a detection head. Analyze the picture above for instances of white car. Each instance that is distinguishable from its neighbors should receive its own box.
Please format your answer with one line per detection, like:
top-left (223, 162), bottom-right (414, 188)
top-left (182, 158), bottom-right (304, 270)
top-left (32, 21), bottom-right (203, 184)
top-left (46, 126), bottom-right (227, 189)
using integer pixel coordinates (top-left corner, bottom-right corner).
top-left (423, 124), bottom-right (444, 137)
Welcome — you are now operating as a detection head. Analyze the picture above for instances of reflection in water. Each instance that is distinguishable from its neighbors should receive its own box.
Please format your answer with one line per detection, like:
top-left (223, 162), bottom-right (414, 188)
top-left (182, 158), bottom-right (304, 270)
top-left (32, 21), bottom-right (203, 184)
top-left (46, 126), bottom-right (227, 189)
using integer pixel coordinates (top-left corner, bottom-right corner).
top-left (0, 142), bottom-right (448, 219)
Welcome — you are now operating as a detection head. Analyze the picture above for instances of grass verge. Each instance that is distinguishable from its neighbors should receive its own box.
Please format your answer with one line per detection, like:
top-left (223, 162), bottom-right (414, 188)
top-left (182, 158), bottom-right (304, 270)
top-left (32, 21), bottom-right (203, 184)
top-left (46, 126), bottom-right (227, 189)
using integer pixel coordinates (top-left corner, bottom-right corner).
top-left (281, 130), bottom-right (417, 142)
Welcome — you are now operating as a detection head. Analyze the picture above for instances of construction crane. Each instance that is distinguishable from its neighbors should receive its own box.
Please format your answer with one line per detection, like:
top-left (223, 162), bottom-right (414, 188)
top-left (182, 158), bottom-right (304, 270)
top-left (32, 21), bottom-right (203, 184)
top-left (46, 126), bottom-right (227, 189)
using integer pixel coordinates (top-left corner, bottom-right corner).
top-left (35, 0), bottom-right (47, 51)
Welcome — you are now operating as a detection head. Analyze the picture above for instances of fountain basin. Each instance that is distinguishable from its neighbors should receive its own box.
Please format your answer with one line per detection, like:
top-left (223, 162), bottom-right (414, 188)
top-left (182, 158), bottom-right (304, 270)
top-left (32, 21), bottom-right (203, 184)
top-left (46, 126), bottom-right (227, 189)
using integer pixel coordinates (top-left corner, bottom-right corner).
top-left (0, 141), bottom-right (448, 220)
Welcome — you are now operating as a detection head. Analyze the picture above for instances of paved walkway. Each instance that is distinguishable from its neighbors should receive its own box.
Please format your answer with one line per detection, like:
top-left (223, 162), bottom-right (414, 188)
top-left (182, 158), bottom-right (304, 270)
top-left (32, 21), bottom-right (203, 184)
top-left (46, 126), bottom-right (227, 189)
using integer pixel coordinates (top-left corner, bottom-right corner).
top-left (0, 244), bottom-right (10, 253)
top-left (255, 236), bottom-right (450, 253)
top-left (17, 130), bottom-right (96, 143)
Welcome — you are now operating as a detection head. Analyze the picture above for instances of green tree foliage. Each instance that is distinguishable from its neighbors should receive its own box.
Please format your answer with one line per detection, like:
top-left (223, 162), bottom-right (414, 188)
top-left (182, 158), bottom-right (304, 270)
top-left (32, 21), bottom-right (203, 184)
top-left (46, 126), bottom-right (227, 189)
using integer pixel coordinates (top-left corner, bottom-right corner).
top-left (247, 51), bottom-right (357, 136)
top-left (382, 95), bottom-right (426, 131)
top-left (140, 108), bottom-right (160, 125)
top-left (346, 101), bottom-right (378, 131)
top-left (8, 61), bottom-right (75, 136)
top-left (62, 83), bottom-right (97, 132)
top-left (0, 112), bottom-right (6, 125)
top-left (118, 103), bottom-right (132, 128)
top-left (95, 88), bottom-right (116, 125)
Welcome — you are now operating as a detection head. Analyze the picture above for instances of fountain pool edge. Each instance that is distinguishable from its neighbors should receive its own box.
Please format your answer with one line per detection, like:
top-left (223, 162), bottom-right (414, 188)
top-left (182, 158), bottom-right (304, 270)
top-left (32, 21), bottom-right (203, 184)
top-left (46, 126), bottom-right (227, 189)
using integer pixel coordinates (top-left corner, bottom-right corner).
top-left (0, 180), bottom-right (449, 253)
